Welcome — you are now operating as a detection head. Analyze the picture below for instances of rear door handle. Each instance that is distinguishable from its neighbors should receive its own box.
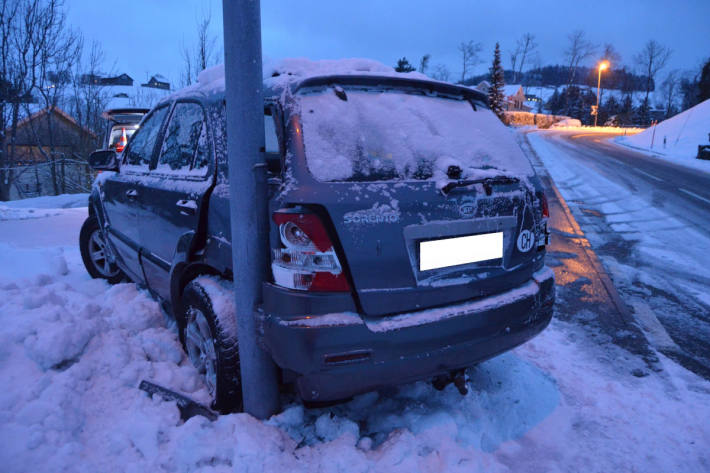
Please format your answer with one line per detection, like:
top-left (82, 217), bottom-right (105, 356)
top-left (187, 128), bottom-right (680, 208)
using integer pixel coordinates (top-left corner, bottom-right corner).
top-left (125, 189), bottom-right (138, 199)
top-left (176, 199), bottom-right (197, 216)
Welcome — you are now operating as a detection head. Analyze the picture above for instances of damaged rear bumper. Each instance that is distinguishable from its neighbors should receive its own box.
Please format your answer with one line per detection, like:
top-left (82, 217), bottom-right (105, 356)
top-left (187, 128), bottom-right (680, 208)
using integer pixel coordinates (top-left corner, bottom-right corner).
top-left (259, 267), bottom-right (555, 402)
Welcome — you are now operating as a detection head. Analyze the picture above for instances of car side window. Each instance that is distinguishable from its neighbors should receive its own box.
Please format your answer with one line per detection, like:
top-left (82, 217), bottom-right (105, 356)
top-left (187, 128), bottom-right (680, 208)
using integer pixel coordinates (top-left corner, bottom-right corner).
top-left (264, 108), bottom-right (282, 175)
top-left (123, 105), bottom-right (169, 170)
top-left (265, 112), bottom-right (279, 154)
top-left (157, 102), bottom-right (208, 175)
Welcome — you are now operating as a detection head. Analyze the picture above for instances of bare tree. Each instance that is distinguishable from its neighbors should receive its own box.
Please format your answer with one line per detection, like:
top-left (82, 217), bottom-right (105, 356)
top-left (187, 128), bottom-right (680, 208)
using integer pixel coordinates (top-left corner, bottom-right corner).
top-left (602, 43), bottom-right (622, 66)
top-left (635, 39), bottom-right (672, 104)
top-left (660, 70), bottom-right (679, 118)
top-left (0, 0), bottom-right (80, 200)
top-left (564, 30), bottom-right (596, 87)
top-left (418, 54), bottom-right (431, 74)
top-left (509, 49), bottom-right (518, 82)
top-left (70, 41), bottom-right (110, 145)
top-left (180, 8), bottom-right (221, 87)
top-left (457, 40), bottom-right (482, 83)
top-left (431, 64), bottom-right (451, 82)
top-left (514, 33), bottom-right (537, 84)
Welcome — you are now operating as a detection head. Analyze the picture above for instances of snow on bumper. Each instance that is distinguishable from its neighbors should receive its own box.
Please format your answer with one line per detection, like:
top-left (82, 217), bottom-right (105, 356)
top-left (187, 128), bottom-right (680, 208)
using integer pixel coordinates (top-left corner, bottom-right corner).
top-left (259, 267), bottom-right (555, 402)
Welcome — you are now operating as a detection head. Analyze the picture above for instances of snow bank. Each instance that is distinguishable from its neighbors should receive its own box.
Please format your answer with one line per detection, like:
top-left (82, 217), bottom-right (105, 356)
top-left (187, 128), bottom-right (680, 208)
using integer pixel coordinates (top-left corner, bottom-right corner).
top-left (550, 118), bottom-right (582, 128)
top-left (501, 111), bottom-right (572, 129)
top-left (617, 98), bottom-right (710, 172)
top-left (0, 193), bottom-right (88, 221)
top-left (0, 194), bottom-right (709, 472)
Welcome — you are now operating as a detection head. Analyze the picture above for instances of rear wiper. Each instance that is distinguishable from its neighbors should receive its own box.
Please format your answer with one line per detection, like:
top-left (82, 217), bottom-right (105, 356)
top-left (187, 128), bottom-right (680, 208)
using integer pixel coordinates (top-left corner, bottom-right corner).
top-left (441, 176), bottom-right (520, 195)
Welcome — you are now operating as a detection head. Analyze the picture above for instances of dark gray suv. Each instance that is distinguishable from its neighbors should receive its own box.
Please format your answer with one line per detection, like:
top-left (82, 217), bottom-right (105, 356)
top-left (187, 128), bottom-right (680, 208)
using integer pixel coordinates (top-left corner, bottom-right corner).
top-left (81, 63), bottom-right (554, 412)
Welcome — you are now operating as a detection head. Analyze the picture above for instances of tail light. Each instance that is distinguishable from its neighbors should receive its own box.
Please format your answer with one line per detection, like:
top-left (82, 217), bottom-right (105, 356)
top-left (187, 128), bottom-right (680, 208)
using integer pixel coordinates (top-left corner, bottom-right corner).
top-left (536, 191), bottom-right (550, 248)
top-left (539, 191), bottom-right (550, 218)
top-left (271, 210), bottom-right (350, 292)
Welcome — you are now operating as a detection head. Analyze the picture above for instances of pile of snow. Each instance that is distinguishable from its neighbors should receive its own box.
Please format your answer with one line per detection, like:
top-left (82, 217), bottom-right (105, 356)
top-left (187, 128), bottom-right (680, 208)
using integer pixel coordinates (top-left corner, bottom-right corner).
top-left (547, 124), bottom-right (644, 134)
top-left (617, 98), bottom-right (710, 170)
top-left (0, 194), bottom-right (709, 472)
top-left (0, 193), bottom-right (88, 221)
top-left (263, 57), bottom-right (427, 83)
top-left (550, 118), bottom-right (582, 128)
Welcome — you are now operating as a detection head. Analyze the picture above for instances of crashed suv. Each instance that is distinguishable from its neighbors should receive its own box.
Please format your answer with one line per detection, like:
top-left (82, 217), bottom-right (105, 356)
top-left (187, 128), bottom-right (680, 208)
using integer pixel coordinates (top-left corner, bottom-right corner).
top-left (80, 60), bottom-right (554, 412)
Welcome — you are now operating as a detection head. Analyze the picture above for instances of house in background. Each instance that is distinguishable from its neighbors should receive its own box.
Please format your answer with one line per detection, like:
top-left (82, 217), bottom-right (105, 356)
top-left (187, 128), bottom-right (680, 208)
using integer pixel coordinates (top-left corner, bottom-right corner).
top-left (474, 81), bottom-right (532, 112)
top-left (142, 74), bottom-right (170, 90)
top-left (2, 107), bottom-right (98, 199)
top-left (84, 72), bottom-right (173, 110)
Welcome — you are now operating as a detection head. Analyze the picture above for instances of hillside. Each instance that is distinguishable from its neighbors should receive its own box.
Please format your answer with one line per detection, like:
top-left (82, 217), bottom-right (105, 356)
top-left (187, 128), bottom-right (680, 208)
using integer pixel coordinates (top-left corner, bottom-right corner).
top-left (617, 98), bottom-right (710, 170)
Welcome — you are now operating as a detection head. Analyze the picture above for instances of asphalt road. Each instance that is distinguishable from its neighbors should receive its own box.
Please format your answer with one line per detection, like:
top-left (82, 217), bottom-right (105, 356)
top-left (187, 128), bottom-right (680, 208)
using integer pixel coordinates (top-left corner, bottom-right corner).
top-left (528, 131), bottom-right (710, 379)
top-left (549, 132), bottom-right (710, 236)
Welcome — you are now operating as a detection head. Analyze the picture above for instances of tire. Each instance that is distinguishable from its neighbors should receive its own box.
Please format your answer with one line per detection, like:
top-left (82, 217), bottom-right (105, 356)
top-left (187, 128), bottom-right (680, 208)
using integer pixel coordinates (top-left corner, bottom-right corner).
top-left (79, 217), bottom-right (125, 284)
top-left (180, 277), bottom-right (242, 413)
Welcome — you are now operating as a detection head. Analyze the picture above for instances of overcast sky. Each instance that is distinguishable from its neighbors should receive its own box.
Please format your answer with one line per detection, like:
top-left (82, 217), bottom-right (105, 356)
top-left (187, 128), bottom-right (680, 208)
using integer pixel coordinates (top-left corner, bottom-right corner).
top-left (66, 0), bottom-right (710, 88)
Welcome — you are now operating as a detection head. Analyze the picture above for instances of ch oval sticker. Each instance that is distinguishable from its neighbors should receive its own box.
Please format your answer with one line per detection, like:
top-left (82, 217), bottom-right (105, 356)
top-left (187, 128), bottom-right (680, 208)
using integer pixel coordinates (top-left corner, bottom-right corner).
top-left (517, 229), bottom-right (534, 252)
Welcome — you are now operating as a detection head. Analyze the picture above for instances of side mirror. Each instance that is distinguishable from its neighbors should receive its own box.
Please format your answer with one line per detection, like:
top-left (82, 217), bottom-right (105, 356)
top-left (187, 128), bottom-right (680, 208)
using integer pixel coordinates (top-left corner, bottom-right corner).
top-left (89, 150), bottom-right (119, 171)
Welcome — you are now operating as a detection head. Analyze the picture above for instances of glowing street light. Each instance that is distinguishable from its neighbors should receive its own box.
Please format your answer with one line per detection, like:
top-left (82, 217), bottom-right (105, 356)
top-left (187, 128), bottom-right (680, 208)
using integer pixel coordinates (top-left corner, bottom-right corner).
top-left (594, 60), bottom-right (610, 127)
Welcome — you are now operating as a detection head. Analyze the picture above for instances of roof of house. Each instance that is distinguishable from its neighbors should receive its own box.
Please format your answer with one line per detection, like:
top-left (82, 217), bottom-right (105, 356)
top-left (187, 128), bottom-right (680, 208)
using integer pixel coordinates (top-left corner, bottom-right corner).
top-left (5, 106), bottom-right (97, 139)
top-left (502, 85), bottom-right (524, 97)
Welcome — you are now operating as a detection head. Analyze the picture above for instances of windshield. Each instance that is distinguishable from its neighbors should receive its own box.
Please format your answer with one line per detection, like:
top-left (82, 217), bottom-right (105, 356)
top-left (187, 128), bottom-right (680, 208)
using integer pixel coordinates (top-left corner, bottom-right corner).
top-left (297, 86), bottom-right (534, 183)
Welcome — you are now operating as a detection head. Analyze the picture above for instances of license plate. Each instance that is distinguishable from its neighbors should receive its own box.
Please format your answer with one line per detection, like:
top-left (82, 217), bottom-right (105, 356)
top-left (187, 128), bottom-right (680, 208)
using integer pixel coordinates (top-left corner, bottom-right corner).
top-left (419, 232), bottom-right (503, 271)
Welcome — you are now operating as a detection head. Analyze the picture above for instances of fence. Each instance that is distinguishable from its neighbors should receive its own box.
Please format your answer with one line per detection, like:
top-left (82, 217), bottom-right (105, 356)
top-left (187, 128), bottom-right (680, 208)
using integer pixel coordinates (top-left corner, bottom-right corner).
top-left (3, 156), bottom-right (93, 200)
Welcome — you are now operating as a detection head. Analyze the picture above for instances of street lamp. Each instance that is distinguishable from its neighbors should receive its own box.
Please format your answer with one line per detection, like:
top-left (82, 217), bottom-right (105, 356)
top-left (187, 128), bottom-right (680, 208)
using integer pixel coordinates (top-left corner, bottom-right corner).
top-left (595, 60), bottom-right (610, 127)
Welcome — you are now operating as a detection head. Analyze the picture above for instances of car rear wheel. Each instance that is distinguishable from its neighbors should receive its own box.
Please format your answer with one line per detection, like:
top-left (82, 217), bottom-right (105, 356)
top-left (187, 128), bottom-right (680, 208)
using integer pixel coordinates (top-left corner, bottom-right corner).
top-left (79, 217), bottom-right (125, 284)
top-left (180, 278), bottom-right (242, 413)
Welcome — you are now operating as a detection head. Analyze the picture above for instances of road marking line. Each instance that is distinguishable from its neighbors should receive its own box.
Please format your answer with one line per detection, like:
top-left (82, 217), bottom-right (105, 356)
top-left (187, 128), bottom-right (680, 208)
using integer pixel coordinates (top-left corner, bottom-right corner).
top-left (678, 188), bottom-right (710, 205)
top-left (635, 169), bottom-right (663, 182)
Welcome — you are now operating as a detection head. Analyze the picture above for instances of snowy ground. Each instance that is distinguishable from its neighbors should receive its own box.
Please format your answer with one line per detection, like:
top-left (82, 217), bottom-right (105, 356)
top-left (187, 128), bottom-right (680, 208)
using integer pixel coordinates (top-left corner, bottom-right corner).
top-left (616, 98), bottom-right (710, 173)
top-left (1, 196), bottom-right (709, 472)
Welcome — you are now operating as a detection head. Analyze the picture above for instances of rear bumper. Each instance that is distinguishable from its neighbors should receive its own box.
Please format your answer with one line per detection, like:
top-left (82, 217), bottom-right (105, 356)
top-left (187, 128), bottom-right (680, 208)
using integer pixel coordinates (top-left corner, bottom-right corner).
top-left (259, 267), bottom-right (555, 402)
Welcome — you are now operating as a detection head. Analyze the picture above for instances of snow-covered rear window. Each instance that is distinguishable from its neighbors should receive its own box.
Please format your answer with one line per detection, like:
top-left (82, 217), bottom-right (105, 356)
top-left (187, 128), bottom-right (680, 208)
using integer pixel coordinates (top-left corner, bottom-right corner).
top-left (297, 87), bottom-right (534, 183)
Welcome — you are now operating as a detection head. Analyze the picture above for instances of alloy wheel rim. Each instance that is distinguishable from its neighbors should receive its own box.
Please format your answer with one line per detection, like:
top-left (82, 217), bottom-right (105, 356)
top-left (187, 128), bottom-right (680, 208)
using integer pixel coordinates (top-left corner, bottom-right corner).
top-left (185, 307), bottom-right (218, 396)
top-left (88, 230), bottom-right (120, 277)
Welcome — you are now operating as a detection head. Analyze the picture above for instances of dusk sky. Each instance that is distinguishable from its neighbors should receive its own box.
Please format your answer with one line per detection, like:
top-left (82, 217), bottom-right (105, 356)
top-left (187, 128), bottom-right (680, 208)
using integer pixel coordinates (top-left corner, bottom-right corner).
top-left (67, 0), bottom-right (710, 87)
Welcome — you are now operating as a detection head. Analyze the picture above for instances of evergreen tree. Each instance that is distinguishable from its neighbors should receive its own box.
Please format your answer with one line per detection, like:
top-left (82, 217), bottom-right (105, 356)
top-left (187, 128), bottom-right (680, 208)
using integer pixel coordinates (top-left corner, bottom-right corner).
top-left (395, 57), bottom-right (416, 73)
top-left (603, 95), bottom-right (620, 125)
top-left (635, 97), bottom-right (651, 126)
top-left (546, 89), bottom-right (564, 115)
top-left (698, 58), bottom-right (710, 102)
top-left (488, 42), bottom-right (505, 118)
top-left (618, 94), bottom-right (634, 125)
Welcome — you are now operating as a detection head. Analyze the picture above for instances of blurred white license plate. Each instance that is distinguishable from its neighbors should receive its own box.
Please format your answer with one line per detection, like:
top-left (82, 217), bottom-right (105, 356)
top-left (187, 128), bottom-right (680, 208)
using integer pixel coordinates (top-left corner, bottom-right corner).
top-left (419, 232), bottom-right (503, 271)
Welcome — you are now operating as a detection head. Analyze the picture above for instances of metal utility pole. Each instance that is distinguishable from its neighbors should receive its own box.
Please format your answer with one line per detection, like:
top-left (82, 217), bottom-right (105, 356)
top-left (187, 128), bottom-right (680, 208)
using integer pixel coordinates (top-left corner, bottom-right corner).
top-left (221, 0), bottom-right (280, 419)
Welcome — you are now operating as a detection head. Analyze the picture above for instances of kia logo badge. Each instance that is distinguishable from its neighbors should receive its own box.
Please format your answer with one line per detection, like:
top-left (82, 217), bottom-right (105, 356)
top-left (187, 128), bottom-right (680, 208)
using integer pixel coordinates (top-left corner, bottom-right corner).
top-left (458, 203), bottom-right (475, 218)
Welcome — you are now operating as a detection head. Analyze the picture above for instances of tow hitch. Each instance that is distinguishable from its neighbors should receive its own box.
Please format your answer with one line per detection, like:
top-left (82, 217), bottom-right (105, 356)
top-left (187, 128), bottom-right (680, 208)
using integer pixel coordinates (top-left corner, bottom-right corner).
top-left (139, 380), bottom-right (218, 421)
top-left (431, 369), bottom-right (469, 395)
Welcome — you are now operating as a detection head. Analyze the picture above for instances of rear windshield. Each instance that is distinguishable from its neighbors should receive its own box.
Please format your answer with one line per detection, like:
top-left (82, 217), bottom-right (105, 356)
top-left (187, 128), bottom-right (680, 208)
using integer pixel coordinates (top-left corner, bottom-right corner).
top-left (108, 124), bottom-right (138, 149)
top-left (297, 86), bottom-right (533, 183)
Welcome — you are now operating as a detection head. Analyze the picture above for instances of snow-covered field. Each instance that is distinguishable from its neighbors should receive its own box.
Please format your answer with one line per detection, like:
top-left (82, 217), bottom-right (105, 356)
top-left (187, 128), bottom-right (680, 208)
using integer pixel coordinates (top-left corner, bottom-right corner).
top-left (1, 195), bottom-right (709, 472)
top-left (616, 98), bottom-right (710, 173)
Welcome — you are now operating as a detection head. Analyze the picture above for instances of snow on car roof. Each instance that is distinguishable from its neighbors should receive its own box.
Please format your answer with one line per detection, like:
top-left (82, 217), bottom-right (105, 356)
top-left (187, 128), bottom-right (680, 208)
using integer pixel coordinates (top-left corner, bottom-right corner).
top-left (165, 57), bottom-right (434, 102)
